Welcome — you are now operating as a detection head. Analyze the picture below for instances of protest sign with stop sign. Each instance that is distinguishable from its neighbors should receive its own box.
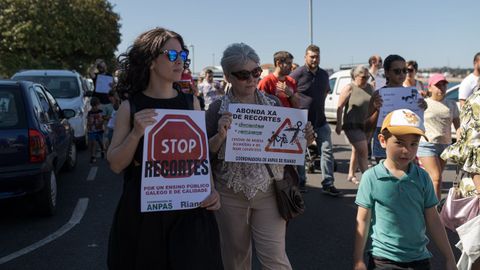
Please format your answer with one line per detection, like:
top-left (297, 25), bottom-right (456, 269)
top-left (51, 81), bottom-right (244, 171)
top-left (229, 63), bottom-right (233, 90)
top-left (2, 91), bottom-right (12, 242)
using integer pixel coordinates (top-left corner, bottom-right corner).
top-left (141, 109), bottom-right (211, 212)
top-left (147, 114), bottom-right (207, 178)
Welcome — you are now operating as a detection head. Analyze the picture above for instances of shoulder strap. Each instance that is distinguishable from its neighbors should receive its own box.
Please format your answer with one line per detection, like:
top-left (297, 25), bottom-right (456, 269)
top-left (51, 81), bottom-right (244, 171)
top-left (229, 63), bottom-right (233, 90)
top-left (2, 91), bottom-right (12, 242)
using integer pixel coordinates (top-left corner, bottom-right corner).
top-left (265, 164), bottom-right (274, 179)
top-left (129, 98), bottom-right (136, 130)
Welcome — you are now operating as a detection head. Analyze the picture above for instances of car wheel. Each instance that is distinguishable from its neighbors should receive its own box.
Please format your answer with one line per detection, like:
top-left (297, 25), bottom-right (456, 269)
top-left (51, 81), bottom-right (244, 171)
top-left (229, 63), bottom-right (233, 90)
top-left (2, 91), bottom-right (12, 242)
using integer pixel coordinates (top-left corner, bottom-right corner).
top-left (63, 142), bottom-right (77, 171)
top-left (35, 170), bottom-right (57, 216)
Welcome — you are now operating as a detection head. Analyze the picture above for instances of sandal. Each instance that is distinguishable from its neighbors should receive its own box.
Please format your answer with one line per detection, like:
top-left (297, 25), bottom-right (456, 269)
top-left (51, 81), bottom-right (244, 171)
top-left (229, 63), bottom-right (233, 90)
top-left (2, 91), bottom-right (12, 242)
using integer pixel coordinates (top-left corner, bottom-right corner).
top-left (348, 176), bottom-right (360, 185)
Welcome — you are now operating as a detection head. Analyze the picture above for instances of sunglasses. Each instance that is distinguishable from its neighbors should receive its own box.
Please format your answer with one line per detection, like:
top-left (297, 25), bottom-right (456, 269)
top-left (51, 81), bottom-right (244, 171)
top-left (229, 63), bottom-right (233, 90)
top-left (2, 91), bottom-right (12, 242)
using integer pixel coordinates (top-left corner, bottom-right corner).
top-left (392, 68), bottom-right (408, 75)
top-left (230, 67), bottom-right (263, 81)
top-left (407, 68), bottom-right (415, 73)
top-left (160, 50), bottom-right (189, 62)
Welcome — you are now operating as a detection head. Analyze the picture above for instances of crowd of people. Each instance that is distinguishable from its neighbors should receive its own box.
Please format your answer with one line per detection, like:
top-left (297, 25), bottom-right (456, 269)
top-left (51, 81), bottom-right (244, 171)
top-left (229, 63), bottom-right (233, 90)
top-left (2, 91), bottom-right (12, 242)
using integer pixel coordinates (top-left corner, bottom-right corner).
top-left (93, 27), bottom-right (480, 269)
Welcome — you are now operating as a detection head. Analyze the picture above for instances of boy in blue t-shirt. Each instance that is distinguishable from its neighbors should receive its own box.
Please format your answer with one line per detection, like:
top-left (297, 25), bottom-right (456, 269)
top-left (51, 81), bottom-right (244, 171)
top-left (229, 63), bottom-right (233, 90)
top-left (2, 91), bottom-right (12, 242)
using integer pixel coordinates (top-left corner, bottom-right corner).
top-left (353, 109), bottom-right (457, 270)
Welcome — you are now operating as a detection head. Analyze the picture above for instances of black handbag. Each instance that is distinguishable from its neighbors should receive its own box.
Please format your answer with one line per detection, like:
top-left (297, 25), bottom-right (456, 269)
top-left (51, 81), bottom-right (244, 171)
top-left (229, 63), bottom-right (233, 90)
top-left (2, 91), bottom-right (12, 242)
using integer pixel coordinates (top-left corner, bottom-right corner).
top-left (265, 164), bottom-right (305, 221)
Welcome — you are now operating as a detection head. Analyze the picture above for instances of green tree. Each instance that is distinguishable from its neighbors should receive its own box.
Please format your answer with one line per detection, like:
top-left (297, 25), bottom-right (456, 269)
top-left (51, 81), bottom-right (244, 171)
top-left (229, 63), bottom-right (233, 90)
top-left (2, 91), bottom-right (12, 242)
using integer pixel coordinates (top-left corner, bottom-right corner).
top-left (0, 0), bottom-right (121, 77)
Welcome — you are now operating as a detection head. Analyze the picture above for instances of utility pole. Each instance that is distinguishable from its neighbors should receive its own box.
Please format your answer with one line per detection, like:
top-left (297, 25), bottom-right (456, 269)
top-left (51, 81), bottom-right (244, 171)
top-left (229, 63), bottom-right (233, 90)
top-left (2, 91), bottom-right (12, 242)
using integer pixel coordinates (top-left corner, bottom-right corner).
top-left (309, 0), bottom-right (313, 45)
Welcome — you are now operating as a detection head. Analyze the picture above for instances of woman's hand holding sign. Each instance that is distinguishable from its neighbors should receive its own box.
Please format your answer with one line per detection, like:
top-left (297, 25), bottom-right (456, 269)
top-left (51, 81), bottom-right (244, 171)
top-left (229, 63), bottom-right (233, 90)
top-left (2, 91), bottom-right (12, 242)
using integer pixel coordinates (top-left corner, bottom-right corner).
top-left (372, 91), bottom-right (383, 111)
top-left (132, 108), bottom-right (158, 139)
top-left (217, 112), bottom-right (232, 139)
top-left (209, 111), bottom-right (233, 154)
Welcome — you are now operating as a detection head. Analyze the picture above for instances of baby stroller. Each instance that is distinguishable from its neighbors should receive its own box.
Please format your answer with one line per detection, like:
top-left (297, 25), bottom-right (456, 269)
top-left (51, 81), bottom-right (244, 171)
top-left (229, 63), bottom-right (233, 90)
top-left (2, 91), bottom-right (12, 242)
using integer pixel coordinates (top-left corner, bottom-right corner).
top-left (304, 142), bottom-right (337, 173)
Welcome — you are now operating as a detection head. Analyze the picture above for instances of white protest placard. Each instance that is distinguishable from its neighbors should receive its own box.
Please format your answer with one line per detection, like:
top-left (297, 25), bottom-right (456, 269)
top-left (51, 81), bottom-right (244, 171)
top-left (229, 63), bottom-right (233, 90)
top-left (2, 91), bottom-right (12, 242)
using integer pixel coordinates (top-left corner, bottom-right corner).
top-left (377, 87), bottom-right (424, 127)
top-left (374, 71), bottom-right (386, 90)
top-left (95, 74), bottom-right (114, 94)
top-left (141, 109), bottom-right (211, 212)
top-left (225, 104), bottom-right (308, 166)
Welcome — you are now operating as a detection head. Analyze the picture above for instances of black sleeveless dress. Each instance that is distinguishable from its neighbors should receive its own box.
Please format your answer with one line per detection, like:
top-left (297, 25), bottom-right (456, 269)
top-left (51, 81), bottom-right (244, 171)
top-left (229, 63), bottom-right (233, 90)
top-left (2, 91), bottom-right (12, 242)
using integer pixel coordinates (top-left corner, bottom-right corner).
top-left (107, 92), bottom-right (223, 270)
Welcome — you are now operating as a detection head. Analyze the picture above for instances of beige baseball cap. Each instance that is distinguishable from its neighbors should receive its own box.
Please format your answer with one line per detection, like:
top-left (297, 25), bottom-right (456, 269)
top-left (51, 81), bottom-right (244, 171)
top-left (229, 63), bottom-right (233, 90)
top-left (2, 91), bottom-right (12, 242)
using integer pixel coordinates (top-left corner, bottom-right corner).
top-left (381, 109), bottom-right (428, 140)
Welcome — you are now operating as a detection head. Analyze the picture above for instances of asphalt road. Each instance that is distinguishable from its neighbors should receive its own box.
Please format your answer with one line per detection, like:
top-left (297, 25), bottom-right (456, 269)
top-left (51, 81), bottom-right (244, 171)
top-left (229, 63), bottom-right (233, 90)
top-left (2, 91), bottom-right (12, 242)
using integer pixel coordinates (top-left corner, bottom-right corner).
top-left (0, 126), bottom-right (461, 270)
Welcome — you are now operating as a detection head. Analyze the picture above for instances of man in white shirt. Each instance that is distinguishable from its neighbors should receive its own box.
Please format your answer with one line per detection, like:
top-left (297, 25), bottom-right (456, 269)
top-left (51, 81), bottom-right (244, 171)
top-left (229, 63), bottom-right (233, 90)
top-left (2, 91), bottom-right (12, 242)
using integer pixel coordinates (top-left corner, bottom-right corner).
top-left (198, 69), bottom-right (224, 110)
top-left (459, 52), bottom-right (480, 108)
top-left (367, 55), bottom-right (386, 90)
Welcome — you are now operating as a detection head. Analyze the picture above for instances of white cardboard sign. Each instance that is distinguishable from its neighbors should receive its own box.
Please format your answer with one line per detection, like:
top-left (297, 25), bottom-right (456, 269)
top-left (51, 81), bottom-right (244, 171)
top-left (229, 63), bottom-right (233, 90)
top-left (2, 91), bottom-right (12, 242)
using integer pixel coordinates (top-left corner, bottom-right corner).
top-left (377, 87), bottom-right (424, 127)
top-left (225, 104), bottom-right (308, 165)
top-left (141, 109), bottom-right (211, 212)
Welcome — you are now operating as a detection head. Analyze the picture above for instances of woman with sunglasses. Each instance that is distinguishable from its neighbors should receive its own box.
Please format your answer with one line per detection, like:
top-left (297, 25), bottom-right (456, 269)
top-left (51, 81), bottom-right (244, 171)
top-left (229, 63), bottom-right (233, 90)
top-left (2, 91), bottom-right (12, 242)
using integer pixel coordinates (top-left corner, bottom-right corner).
top-left (206, 43), bottom-right (314, 270)
top-left (365, 55), bottom-right (427, 163)
top-left (106, 28), bottom-right (223, 270)
top-left (335, 65), bottom-right (373, 184)
top-left (403, 60), bottom-right (426, 97)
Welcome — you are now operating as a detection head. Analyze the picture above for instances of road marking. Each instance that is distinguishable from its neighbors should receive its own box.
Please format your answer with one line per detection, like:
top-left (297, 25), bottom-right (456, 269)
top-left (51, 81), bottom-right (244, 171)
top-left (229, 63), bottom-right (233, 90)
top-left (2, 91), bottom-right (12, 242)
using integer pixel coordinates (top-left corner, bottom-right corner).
top-left (0, 198), bottom-right (89, 265)
top-left (342, 194), bottom-right (357, 198)
top-left (86, 166), bottom-right (98, 181)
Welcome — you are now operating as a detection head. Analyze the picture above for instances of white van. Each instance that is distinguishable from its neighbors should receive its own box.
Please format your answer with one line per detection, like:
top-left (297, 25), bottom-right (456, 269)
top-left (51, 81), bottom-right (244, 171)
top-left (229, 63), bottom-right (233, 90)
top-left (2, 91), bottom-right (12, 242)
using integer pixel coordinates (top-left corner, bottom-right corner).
top-left (12, 70), bottom-right (92, 148)
top-left (325, 69), bottom-right (351, 121)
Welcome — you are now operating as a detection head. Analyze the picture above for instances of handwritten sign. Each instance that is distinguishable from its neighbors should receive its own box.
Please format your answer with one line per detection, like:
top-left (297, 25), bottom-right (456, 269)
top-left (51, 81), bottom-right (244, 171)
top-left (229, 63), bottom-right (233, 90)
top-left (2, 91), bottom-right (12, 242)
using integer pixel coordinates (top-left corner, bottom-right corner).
top-left (141, 110), bottom-right (211, 212)
top-left (377, 87), bottom-right (424, 127)
top-left (225, 104), bottom-right (308, 165)
top-left (95, 74), bottom-right (113, 94)
top-left (374, 71), bottom-right (386, 90)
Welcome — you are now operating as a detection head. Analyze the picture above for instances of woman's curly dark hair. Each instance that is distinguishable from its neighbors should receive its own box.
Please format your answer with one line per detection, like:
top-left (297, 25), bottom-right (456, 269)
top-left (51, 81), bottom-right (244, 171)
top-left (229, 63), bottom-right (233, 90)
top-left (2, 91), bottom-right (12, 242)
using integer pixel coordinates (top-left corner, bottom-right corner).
top-left (115, 27), bottom-right (189, 100)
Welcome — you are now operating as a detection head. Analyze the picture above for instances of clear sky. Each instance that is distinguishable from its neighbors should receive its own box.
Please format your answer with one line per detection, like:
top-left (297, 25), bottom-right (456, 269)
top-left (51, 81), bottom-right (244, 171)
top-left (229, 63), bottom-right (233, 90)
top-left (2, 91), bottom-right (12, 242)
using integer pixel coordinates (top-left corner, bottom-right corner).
top-left (109, 0), bottom-right (478, 73)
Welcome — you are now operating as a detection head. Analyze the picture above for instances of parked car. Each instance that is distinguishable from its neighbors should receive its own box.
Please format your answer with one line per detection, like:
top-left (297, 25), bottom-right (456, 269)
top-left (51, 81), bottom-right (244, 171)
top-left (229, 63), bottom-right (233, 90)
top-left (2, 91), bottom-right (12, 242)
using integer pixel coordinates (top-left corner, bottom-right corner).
top-left (445, 84), bottom-right (459, 102)
top-left (325, 69), bottom-right (351, 121)
top-left (11, 70), bottom-right (92, 148)
top-left (0, 80), bottom-right (77, 215)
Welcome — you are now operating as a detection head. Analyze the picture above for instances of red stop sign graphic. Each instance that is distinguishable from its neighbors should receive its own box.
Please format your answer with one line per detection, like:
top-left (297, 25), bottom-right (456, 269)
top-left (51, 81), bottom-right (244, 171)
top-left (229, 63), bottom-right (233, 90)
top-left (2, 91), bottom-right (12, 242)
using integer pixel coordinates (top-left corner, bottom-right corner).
top-left (147, 114), bottom-right (207, 166)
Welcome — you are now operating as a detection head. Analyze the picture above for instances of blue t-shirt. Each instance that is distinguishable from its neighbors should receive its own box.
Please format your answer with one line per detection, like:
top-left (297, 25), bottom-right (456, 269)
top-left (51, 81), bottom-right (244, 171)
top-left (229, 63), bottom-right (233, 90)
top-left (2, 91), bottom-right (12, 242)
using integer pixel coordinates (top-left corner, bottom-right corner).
top-left (355, 161), bottom-right (439, 262)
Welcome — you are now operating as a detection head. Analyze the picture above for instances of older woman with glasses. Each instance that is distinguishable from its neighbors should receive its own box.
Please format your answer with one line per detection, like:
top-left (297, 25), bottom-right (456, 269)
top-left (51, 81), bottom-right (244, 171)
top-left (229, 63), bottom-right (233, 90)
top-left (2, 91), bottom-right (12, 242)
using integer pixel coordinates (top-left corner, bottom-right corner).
top-left (335, 65), bottom-right (374, 184)
top-left (403, 60), bottom-right (426, 97)
top-left (206, 43), bottom-right (314, 270)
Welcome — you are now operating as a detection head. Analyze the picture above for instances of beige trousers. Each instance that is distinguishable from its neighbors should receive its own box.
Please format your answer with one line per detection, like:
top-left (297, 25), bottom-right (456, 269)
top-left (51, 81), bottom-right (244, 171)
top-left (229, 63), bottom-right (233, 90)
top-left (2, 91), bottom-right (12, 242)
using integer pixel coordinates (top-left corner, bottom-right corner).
top-left (215, 182), bottom-right (292, 270)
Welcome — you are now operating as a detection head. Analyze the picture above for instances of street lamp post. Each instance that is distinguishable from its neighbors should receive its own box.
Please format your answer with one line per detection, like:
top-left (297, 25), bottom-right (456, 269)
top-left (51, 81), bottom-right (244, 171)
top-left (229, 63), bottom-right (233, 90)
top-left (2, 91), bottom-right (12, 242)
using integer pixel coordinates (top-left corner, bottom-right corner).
top-left (189, 44), bottom-right (195, 74)
top-left (309, 0), bottom-right (313, 45)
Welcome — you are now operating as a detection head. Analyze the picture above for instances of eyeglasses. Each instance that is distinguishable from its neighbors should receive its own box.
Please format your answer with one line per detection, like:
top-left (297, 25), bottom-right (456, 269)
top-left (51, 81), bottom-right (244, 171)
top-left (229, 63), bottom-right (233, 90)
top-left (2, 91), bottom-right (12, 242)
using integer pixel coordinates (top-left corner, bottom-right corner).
top-left (392, 68), bottom-right (408, 75)
top-left (160, 50), bottom-right (189, 62)
top-left (407, 68), bottom-right (415, 73)
top-left (230, 67), bottom-right (263, 81)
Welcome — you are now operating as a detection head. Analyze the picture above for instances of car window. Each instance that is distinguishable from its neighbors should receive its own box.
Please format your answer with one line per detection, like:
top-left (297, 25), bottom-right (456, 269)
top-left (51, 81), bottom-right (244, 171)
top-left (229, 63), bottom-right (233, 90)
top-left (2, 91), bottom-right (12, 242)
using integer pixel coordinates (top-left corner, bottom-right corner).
top-left (43, 87), bottom-right (62, 117)
top-left (328, 78), bottom-right (336, 94)
top-left (29, 86), bottom-right (46, 123)
top-left (336, 76), bottom-right (352, 94)
top-left (0, 86), bottom-right (26, 129)
top-left (445, 88), bottom-right (458, 101)
top-left (34, 86), bottom-right (57, 122)
top-left (13, 75), bottom-right (80, 99)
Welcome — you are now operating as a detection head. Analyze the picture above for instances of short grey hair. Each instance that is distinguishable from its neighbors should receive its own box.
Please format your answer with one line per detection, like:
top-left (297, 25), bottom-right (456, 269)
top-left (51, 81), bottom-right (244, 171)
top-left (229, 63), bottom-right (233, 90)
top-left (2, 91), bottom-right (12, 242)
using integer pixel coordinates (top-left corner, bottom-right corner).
top-left (350, 65), bottom-right (369, 80)
top-left (221, 43), bottom-right (260, 74)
